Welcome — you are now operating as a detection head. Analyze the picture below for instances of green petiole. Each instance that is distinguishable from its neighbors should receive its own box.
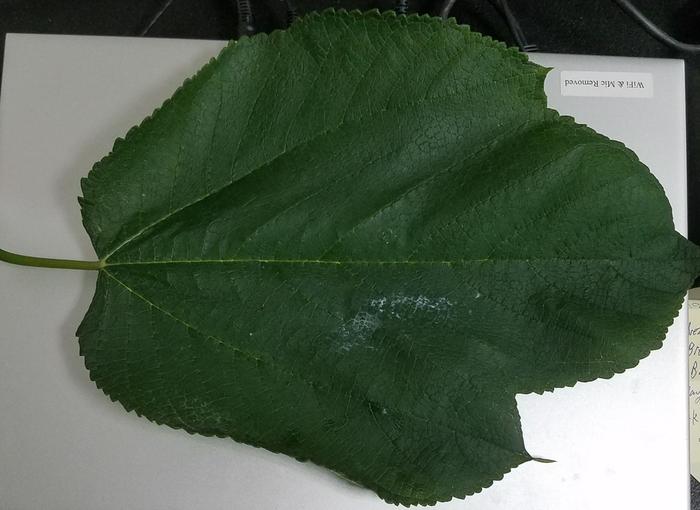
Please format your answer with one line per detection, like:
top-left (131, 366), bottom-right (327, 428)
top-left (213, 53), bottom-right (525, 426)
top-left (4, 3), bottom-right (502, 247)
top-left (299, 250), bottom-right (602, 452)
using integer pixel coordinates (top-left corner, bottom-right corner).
top-left (0, 247), bottom-right (103, 271)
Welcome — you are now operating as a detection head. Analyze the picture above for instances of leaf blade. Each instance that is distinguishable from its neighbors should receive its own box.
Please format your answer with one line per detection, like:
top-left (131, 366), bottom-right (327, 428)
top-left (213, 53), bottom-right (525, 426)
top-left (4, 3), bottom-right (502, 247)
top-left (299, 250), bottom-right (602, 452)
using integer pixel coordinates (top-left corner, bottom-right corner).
top-left (77, 9), bottom-right (700, 506)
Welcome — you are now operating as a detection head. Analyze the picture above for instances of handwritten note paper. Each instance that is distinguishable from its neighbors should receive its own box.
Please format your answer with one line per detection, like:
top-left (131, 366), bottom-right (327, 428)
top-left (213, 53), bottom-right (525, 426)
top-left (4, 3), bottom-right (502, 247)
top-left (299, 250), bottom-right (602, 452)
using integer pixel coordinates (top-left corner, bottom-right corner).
top-left (689, 290), bottom-right (700, 480)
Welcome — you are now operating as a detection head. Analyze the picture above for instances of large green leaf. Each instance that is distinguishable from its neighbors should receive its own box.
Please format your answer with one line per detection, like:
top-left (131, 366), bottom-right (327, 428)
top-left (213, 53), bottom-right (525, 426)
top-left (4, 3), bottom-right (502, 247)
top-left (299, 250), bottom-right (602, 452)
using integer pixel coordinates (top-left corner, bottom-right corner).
top-left (74, 10), bottom-right (699, 506)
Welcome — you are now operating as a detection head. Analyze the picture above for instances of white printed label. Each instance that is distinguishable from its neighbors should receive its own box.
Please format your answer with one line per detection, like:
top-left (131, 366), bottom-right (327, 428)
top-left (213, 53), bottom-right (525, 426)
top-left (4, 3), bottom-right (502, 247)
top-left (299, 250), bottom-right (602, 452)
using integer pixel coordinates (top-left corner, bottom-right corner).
top-left (560, 71), bottom-right (653, 98)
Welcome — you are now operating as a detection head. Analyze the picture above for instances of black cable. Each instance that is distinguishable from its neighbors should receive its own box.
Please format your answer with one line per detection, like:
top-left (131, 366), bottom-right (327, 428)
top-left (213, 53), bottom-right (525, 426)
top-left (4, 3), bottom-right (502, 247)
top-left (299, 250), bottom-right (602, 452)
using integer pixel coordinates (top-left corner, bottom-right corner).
top-left (439, 0), bottom-right (457, 19)
top-left (612, 0), bottom-right (700, 53)
top-left (137, 0), bottom-right (175, 36)
top-left (489, 0), bottom-right (537, 52)
top-left (395, 0), bottom-right (409, 16)
top-left (286, 0), bottom-right (299, 26)
top-left (236, 0), bottom-right (256, 37)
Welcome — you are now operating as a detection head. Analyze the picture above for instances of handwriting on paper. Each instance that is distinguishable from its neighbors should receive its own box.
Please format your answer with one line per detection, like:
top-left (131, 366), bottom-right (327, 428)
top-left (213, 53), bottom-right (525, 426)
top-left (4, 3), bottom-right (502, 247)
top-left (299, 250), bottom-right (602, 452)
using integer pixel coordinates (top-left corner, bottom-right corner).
top-left (689, 298), bottom-right (700, 480)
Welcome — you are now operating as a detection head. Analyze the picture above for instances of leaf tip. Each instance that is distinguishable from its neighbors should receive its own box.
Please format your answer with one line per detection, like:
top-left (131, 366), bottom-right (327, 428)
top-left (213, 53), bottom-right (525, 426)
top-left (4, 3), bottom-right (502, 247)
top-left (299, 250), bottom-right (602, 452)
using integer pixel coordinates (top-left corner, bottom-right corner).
top-left (532, 456), bottom-right (557, 464)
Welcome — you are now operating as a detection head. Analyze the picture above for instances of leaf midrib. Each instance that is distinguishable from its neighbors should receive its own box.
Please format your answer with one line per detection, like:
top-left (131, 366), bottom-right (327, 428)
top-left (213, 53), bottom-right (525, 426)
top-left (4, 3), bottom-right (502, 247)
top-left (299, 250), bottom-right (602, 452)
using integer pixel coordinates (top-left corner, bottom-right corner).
top-left (101, 257), bottom-right (650, 268)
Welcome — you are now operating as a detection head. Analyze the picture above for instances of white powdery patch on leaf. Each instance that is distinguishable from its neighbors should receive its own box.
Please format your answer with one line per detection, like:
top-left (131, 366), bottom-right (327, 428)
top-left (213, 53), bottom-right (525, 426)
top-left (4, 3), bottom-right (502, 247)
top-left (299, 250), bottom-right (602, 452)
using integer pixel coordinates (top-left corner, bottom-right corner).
top-left (337, 311), bottom-right (382, 352)
top-left (336, 295), bottom-right (455, 352)
top-left (370, 294), bottom-right (455, 319)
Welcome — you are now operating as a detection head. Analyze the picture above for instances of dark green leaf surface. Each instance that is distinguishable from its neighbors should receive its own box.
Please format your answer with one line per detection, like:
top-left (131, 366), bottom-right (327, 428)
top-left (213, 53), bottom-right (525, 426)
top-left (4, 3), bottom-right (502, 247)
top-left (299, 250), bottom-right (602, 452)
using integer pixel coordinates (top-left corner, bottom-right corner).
top-left (76, 10), bottom-right (700, 506)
